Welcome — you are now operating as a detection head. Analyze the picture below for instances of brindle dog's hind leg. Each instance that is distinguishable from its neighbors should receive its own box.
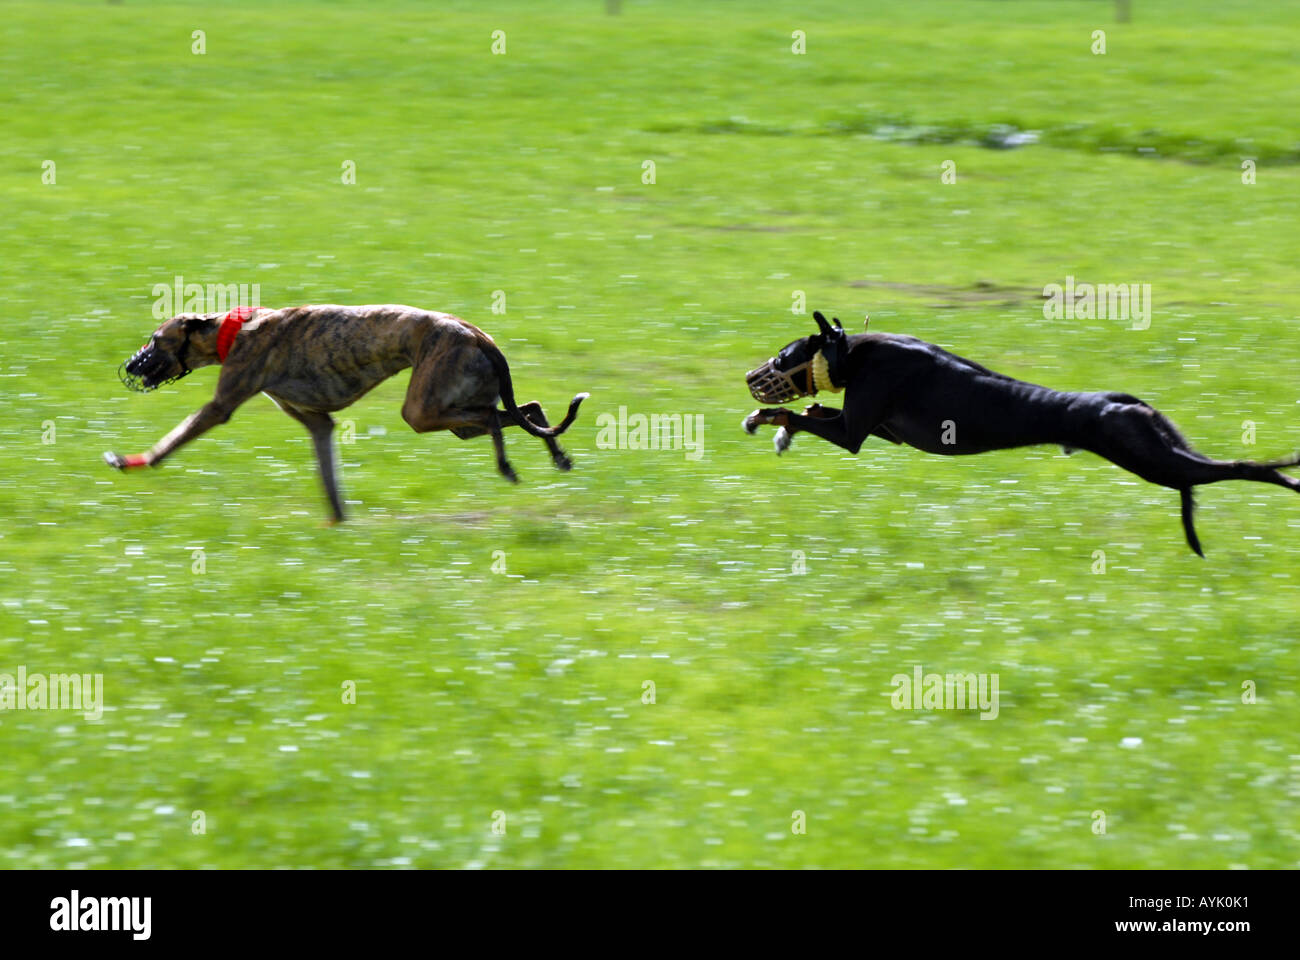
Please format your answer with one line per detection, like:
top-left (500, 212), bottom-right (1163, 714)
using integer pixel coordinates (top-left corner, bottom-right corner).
top-left (401, 396), bottom-right (516, 482)
top-left (449, 426), bottom-right (488, 439)
top-left (488, 409), bottom-right (519, 483)
top-left (504, 401), bottom-right (572, 471)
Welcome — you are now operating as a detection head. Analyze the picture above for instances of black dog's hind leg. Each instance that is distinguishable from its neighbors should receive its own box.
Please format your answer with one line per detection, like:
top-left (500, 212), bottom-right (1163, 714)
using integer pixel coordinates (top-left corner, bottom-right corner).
top-left (1180, 488), bottom-right (1204, 558)
top-left (1171, 452), bottom-right (1300, 557)
top-left (1100, 401), bottom-right (1300, 492)
top-left (1091, 401), bottom-right (1300, 555)
top-left (1093, 403), bottom-right (1300, 492)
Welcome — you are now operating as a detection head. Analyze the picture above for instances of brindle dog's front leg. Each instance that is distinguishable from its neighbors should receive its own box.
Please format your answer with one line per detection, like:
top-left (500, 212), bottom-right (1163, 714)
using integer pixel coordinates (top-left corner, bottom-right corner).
top-left (104, 398), bottom-right (241, 470)
top-left (277, 403), bottom-right (345, 523)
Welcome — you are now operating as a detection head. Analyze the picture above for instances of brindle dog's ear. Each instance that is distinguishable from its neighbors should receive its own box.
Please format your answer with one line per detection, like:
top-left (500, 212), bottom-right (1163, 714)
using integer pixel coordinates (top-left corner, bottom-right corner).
top-left (178, 314), bottom-right (216, 335)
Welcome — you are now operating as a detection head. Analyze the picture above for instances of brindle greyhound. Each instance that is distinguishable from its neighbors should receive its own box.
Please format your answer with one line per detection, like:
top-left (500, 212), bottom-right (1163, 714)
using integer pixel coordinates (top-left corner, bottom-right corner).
top-left (105, 304), bottom-right (588, 522)
top-left (743, 312), bottom-right (1300, 556)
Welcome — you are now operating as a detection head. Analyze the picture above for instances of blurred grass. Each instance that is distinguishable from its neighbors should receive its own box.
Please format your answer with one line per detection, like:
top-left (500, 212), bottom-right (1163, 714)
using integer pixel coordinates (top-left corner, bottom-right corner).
top-left (0, 0), bottom-right (1298, 868)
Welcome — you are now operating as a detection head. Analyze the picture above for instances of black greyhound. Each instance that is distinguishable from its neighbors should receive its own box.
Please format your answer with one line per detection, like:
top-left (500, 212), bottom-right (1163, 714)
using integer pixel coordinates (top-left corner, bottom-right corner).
top-left (743, 312), bottom-right (1300, 556)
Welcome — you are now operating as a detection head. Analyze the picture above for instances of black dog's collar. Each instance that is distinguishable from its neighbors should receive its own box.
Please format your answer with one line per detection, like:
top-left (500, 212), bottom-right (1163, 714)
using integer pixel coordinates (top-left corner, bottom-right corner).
top-left (812, 351), bottom-right (843, 393)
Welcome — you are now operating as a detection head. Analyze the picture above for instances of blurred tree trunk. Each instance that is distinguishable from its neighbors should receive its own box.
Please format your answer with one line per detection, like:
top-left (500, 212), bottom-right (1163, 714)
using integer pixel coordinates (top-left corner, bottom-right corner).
top-left (1117, 0), bottom-right (1131, 22)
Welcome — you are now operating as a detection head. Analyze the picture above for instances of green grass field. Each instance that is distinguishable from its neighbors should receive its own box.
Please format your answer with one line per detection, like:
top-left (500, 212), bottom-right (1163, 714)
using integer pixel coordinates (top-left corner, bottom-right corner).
top-left (2, 0), bottom-right (1299, 868)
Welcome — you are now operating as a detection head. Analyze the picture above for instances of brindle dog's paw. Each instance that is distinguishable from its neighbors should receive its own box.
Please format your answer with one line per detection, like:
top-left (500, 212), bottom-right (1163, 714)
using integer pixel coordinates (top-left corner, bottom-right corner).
top-left (774, 427), bottom-right (792, 454)
top-left (104, 451), bottom-right (149, 470)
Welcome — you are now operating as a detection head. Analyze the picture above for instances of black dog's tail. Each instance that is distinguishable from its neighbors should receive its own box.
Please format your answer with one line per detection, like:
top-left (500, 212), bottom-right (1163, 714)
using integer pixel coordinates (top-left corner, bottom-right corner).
top-left (1180, 488), bottom-right (1204, 558)
top-left (480, 339), bottom-right (588, 438)
top-left (1256, 451), bottom-right (1300, 470)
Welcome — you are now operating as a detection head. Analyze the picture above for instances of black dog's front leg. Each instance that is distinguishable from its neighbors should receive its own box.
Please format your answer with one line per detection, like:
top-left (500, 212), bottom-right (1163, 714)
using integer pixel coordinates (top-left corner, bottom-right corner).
top-left (745, 374), bottom-right (896, 455)
top-left (744, 407), bottom-right (867, 453)
top-left (773, 403), bottom-right (840, 453)
top-left (782, 409), bottom-right (867, 452)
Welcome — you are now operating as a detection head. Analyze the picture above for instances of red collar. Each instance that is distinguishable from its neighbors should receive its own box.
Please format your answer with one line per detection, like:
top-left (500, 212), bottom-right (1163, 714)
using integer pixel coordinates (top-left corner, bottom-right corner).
top-left (215, 306), bottom-right (261, 362)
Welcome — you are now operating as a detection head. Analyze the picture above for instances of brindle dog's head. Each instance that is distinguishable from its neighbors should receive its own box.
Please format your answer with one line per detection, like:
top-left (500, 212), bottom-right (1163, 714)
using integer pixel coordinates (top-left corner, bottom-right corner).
top-left (745, 311), bottom-right (849, 403)
top-left (119, 314), bottom-right (217, 391)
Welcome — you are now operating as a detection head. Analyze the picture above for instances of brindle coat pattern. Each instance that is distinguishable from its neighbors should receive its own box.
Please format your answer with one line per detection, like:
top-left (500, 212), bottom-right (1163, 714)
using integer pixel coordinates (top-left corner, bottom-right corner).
top-left (105, 304), bottom-right (588, 521)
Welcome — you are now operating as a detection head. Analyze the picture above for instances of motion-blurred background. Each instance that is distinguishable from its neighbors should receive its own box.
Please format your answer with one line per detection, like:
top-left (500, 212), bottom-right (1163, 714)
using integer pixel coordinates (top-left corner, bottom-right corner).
top-left (1, 0), bottom-right (1297, 867)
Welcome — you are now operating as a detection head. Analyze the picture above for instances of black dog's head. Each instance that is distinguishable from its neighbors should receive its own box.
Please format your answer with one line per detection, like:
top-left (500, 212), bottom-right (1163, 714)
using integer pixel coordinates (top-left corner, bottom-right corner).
top-left (746, 311), bottom-right (849, 403)
top-left (119, 314), bottom-right (217, 392)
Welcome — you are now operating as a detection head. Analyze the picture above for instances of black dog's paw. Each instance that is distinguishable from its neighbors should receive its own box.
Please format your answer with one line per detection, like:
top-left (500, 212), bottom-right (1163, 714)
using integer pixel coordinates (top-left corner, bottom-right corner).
top-left (774, 428), bottom-right (792, 454)
top-left (742, 412), bottom-right (760, 435)
top-left (554, 454), bottom-right (573, 472)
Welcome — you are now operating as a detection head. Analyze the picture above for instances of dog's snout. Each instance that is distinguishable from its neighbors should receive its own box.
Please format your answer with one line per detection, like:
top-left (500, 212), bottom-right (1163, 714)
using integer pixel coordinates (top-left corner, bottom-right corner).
top-left (124, 344), bottom-right (149, 374)
top-left (119, 342), bottom-right (181, 392)
top-left (746, 358), bottom-right (805, 404)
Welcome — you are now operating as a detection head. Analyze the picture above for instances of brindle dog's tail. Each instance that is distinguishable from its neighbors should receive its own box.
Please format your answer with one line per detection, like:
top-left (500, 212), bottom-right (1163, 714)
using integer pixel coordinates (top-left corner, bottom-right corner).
top-left (480, 339), bottom-right (588, 438)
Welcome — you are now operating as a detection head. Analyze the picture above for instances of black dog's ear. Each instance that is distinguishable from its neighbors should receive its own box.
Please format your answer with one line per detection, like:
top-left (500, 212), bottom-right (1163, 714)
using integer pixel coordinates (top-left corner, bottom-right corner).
top-left (819, 313), bottom-right (850, 388)
top-left (813, 311), bottom-right (833, 338)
